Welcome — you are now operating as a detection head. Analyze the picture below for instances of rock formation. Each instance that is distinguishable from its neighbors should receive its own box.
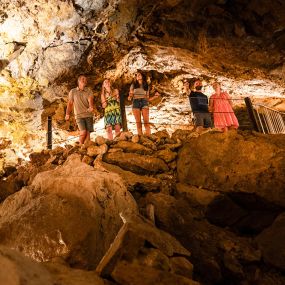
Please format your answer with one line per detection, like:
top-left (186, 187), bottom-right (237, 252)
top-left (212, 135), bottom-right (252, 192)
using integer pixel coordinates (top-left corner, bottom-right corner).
top-left (0, 0), bottom-right (285, 284)
top-left (0, 129), bottom-right (284, 284)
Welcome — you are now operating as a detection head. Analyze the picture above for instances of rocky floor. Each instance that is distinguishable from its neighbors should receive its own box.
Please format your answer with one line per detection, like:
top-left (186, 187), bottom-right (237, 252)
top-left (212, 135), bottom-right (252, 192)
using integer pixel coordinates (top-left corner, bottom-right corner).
top-left (0, 128), bottom-right (284, 285)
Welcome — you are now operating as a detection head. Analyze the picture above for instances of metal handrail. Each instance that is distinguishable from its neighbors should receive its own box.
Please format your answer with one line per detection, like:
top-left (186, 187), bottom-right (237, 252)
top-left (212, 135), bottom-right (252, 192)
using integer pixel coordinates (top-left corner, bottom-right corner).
top-left (253, 103), bottom-right (285, 115)
top-left (253, 103), bottom-right (285, 134)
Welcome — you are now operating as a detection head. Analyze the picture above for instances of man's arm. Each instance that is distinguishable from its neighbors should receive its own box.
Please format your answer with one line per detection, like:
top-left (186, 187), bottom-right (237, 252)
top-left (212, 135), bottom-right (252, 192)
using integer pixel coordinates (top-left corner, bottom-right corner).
top-left (88, 94), bottom-right (94, 112)
top-left (65, 91), bottom-right (74, 120)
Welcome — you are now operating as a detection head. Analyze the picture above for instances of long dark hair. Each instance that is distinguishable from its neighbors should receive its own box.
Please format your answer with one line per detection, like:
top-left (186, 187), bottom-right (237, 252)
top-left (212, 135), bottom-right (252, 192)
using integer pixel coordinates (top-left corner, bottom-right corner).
top-left (133, 72), bottom-right (148, 91)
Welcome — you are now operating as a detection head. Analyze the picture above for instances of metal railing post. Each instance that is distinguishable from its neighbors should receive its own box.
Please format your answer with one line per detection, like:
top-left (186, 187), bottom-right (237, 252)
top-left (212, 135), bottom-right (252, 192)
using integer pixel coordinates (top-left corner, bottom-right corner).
top-left (120, 92), bottom-right (128, 132)
top-left (47, 116), bottom-right (52, 150)
top-left (244, 97), bottom-right (261, 132)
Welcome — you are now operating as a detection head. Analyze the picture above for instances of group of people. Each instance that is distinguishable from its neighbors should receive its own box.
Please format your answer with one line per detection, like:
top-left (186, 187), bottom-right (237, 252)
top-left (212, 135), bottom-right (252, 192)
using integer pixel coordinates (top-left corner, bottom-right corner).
top-left (65, 73), bottom-right (239, 145)
top-left (183, 78), bottom-right (239, 133)
top-left (65, 72), bottom-right (159, 144)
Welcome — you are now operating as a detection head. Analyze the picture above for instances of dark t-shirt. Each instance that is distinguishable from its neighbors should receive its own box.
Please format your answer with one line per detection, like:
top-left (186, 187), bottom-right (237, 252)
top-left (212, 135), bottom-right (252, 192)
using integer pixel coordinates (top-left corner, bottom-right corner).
top-left (189, 91), bottom-right (209, 113)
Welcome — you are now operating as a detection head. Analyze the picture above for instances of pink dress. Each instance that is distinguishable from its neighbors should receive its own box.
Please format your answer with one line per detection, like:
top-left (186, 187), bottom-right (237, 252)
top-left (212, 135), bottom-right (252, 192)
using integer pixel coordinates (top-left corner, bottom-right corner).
top-left (210, 91), bottom-right (239, 129)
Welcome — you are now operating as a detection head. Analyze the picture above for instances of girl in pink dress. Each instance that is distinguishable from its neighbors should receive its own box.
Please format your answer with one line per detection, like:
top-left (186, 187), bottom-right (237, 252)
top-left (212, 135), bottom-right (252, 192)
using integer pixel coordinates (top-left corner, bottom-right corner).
top-left (209, 82), bottom-right (239, 132)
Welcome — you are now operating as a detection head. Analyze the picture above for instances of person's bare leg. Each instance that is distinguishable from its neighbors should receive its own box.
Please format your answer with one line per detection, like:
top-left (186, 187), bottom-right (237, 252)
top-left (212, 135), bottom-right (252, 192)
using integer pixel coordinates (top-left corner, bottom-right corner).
top-left (79, 130), bottom-right (87, 144)
top-left (133, 109), bottom-right (142, 135)
top-left (142, 108), bottom-right (150, 135)
top-left (85, 131), bottom-right (90, 144)
top-left (106, 126), bottom-right (113, 140)
top-left (196, 126), bottom-right (203, 133)
top-left (114, 124), bottom-right (121, 137)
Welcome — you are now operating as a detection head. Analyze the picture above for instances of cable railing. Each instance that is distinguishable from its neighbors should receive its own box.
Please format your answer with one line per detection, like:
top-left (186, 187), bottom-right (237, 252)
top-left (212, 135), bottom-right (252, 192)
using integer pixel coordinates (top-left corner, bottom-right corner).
top-left (253, 103), bottom-right (285, 134)
top-left (8, 96), bottom-right (282, 150)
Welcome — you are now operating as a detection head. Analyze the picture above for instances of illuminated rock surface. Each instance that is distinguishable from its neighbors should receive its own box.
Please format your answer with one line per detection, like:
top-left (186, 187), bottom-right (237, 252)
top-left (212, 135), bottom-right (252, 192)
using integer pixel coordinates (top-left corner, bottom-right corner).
top-left (0, 0), bottom-right (285, 284)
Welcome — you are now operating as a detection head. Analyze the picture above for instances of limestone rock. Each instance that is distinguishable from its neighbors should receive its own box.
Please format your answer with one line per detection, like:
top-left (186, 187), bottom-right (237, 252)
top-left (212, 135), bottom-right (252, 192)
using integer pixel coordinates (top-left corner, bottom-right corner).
top-left (112, 140), bottom-right (153, 155)
top-left (111, 261), bottom-right (200, 285)
top-left (45, 261), bottom-right (110, 285)
top-left (95, 136), bottom-right (107, 146)
top-left (139, 136), bottom-right (157, 150)
top-left (87, 144), bottom-right (108, 157)
top-left (74, 0), bottom-right (107, 12)
top-left (102, 162), bottom-right (161, 192)
top-left (37, 43), bottom-right (90, 85)
top-left (103, 152), bottom-right (169, 174)
top-left (29, 151), bottom-right (50, 166)
top-left (157, 139), bottom-right (182, 151)
top-left (118, 131), bottom-right (133, 141)
top-left (0, 154), bottom-right (137, 268)
top-left (0, 246), bottom-right (53, 285)
top-left (154, 130), bottom-right (170, 139)
top-left (0, 175), bottom-right (23, 202)
top-left (175, 183), bottom-right (219, 208)
top-left (96, 214), bottom-right (190, 278)
top-left (205, 195), bottom-right (248, 227)
top-left (137, 248), bottom-right (170, 271)
top-left (81, 155), bottom-right (94, 165)
top-left (256, 213), bottom-right (285, 270)
top-left (131, 135), bottom-right (140, 143)
top-left (169, 256), bottom-right (193, 279)
top-left (155, 148), bottom-right (177, 163)
top-left (145, 192), bottom-right (261, 283)
top-left (177, 132), bottom-right (285, 207)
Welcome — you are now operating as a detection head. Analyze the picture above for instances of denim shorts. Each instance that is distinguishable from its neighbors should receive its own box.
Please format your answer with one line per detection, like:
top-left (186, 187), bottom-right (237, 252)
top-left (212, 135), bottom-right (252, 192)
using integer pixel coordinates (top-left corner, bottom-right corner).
top-left (132, 98), bottom-right (149, 110)
top-left (76, 117), bottom-right (94, 132)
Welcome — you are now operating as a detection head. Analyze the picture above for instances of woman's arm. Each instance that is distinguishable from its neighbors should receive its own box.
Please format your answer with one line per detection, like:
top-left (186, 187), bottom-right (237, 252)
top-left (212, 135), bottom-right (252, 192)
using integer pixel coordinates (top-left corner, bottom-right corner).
top-left (146, 89), bottom-right (150, 100)
top-left (128, 85), bottom-right (134, 101)
top-left (101, 88), bottom-right (107, 108)
top-left (148, 91), bottom-right (160, 102)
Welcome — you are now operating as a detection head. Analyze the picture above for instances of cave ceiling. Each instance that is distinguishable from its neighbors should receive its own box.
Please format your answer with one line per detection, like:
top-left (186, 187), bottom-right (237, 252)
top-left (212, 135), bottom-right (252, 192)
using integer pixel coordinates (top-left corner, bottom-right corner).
top-left (0, 0), bottom-right (284, 87)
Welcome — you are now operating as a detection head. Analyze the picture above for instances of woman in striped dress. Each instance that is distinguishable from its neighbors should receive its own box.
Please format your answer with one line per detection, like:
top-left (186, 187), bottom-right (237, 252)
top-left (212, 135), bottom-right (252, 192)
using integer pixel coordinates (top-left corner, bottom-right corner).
top-left (101, 79), bottom-right (122, 140)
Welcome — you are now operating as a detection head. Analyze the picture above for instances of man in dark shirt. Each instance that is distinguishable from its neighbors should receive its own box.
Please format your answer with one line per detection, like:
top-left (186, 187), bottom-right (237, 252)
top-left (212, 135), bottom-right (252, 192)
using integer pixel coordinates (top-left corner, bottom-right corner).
top-left (184, 79), bottom-right (212, 131)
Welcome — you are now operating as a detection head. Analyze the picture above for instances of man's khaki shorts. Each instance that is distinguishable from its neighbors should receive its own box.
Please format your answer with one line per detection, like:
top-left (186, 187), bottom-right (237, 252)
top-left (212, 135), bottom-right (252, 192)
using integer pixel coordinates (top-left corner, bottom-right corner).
top-left (76, 117), bottom-right (94, 132)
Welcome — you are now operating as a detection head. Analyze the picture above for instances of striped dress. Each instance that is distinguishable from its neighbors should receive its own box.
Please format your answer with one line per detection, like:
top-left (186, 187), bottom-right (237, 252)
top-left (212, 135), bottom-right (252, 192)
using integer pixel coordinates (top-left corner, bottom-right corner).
top-left (104, 92), bottom-right (122, 128)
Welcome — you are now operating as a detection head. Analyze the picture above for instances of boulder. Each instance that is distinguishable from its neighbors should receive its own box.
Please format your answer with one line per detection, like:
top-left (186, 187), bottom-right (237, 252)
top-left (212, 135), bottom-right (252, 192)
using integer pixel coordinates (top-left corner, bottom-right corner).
top-left (0, 175), bottom-right (23, 202)
top-left (102, 162), bottom-right (161, 192)
top-left (177, 132), bottom-right (285, 207)
top-left (96, 214), bottom-right (191, 282)
top-left (103, 152), bottom-right (169, 174)
top-left (144, 192), bottom-right (261, 283)
top-left (256, 213), bottom-right (285, 270)
top-left (131, 135), bottom-right (140, 143)
top-left (111, 141), bottom-right (153, 155)
top-left (0, 154), bottom-right (137, 269)
top-left (87, 144), bottom-right (108, 156)
top-left (169, 256), bottom-right (193, 279)
top-left (139, 136), bottom-right (157, 150)
top-left (111, 261), bottom-right (200, 285)
top-left (95, 136), bottom-right (107, 146)
top-left (29, 151), bottom-right (51, 166)
top-left (155, 148), bottom-right (177, 163)
top-left (45, 261), bottom-right (110, 285)
top-left (0, 246), bottom-right (53, 285)
top-left (205, 195), bottom-right (248, 227)
top-left (175, 183), bottom-right (219, 208)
